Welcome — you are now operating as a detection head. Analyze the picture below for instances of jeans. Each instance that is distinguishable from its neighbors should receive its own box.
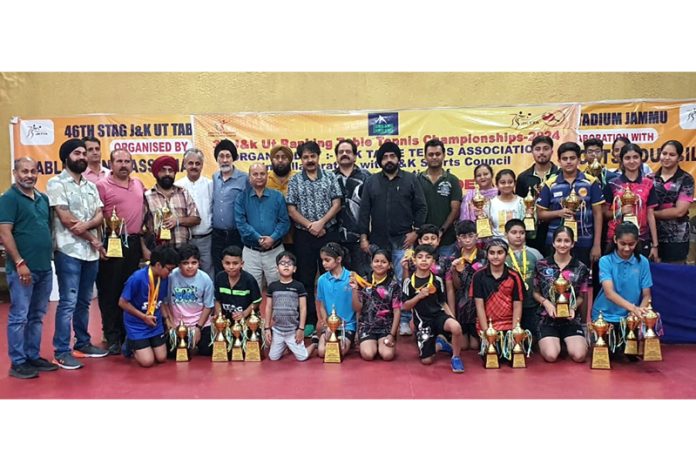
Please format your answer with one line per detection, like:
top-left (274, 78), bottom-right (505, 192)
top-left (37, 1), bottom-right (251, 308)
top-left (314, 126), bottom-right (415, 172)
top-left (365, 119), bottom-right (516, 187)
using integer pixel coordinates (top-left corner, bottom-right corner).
top-left (212, 228), bottom-right (242, 277)
top-left (438, 243), bottom-right (458, 259)
top-left (7, 270), bottom-right (53, 365)
top-left (53, 251), bottom-right (99, 356)
top-left (190, 234), bottom-right (214, 280)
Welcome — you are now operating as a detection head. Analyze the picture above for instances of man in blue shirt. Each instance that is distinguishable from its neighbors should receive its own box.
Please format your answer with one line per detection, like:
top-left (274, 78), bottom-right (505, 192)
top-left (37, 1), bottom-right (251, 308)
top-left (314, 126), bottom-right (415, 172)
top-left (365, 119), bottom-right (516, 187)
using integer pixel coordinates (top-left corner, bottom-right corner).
top-left (211, 139), bottom-right (248, 276)
top-left (235, 163), bottom-right (290, 291)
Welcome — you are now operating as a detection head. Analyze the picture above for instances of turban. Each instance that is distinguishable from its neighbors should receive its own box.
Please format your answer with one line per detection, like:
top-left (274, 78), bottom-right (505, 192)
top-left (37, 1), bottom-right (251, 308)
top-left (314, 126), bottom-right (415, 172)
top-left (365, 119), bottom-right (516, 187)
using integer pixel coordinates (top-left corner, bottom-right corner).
top-left (214, 139), bottom-right (239, 160)
top-left (375, 141), bottom-right (402, 167)
top-left (59, 138), bottom-right (85, 163)
top-left (151, 155), bottom-right (179, 177)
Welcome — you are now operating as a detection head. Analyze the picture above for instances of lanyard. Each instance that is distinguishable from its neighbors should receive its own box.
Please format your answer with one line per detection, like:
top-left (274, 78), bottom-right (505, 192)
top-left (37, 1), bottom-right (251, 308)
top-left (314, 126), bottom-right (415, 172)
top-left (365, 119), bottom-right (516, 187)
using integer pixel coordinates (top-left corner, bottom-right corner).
top-left (410, 272), bottom-right (434, 291)
top-left (146, 267), bottom-right (161, 317)
top-left (508, 248), bottom-right (528, 290)
top-left (371, 273), bottom-right (387, 288)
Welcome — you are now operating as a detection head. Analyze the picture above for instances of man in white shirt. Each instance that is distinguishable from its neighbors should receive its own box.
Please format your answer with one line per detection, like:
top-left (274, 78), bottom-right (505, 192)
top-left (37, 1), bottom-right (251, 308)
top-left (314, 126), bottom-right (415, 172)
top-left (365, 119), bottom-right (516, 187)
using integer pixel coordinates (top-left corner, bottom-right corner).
top-left (175, 148), bottom-right (214, 279)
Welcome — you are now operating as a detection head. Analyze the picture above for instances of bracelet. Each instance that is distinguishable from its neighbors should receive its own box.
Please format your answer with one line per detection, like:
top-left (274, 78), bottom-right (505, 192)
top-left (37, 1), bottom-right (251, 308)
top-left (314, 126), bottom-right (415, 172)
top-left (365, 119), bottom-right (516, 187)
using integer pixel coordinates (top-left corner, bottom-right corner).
top-left (297, 326), bottom-right (305, 330)
top-left (15, 258), bottom-right (25, 268)
top-left (195, 324), bottom-right (203, 330)
top-left (264, 327), bottom-right (271, 331)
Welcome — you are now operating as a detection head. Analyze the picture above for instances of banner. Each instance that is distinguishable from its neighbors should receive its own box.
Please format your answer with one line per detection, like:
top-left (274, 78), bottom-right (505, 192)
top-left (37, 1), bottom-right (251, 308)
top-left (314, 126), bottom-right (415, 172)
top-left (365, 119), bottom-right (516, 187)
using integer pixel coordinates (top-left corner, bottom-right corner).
top-left (578, 100), bottom-right (696, 174)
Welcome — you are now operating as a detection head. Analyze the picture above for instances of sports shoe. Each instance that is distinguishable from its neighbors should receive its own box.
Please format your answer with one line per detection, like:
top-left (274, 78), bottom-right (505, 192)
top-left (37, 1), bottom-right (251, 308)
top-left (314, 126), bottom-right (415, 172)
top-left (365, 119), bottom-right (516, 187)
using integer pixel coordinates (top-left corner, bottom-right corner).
top-left (73, 344), bottom-right (109, 358)
top-left (399, 323), bottom-right (413, 336)
top-left (9, 363), bottom-right (39, 379)
top-left (122, 340), bottom-right (133, 358)
top-left (53, 353), bottom-right (84, 370)
top-left (436, 336), bottom-right (453, 354)
top-left (304, 324), bottom-right (316, 338)
top-left (451, 356), bottom-right (465, 373)
top-left (107, 343), bottom-right (122, 356)
top-left (27, 357), bottom-right (59, 372)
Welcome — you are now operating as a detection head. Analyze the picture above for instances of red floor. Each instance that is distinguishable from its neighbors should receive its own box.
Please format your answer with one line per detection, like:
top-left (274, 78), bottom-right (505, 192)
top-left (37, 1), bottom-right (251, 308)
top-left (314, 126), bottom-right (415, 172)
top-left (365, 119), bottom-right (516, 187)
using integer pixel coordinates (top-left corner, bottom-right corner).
top-left (1, 300), bottom-right (695, 399)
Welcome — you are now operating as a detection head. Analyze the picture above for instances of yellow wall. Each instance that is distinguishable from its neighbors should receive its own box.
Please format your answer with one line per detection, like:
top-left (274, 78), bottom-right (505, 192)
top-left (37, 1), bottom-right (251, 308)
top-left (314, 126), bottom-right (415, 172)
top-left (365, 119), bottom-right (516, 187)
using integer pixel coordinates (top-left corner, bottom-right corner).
top-left (2, 72), bottom-right (695, 188)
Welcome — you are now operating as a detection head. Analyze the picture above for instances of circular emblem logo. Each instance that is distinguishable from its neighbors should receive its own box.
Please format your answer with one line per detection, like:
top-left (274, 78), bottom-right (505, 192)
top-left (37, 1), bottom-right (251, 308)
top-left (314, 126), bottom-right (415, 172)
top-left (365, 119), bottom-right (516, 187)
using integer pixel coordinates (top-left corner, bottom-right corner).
top-left (578, 187), bottom-right (588, 197)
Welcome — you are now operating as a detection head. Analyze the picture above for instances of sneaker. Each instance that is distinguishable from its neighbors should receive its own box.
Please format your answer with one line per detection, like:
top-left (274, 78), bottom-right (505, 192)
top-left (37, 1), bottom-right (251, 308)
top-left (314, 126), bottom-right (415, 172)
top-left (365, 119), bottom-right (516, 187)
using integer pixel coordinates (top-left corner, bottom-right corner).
top-left (451, 356), bottom-right (465, 373)
top-left (304, 324), bottom-right (316, 338)
top-left (310, 333), bottom-right (320, 345)
top-left (436, 336), bottom-right (453, 355)
top-left (107, 343), bottom-right (121, 356)
top-left (399, 323), bottom-right (413, 336)
top-left (73, 344), bottom-right (109, 358)
top-left (53, 353), bottom-right (84, 370)
top-left (27, 357), bottom-right (59, 372)
top-left (122, 340), bottom-right (133, 358)
top-left (9, 363), bottom-right (39, 379)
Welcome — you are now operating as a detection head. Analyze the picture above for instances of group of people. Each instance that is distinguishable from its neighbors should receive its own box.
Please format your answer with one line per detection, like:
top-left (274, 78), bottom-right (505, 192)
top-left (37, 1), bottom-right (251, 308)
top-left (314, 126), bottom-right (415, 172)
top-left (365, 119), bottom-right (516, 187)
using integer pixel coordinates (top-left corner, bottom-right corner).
top-left (1, 133), bottom-right (692, 378)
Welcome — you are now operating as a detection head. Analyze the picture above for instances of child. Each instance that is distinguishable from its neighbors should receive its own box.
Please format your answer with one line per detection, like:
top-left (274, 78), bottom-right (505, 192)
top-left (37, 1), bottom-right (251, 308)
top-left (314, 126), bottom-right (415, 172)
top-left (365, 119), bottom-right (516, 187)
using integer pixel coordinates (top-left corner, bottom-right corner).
top-left (401, 244), bottom-right (465, 373)
top-left (214, 245), bottom-right (262, 323)
top-left (316, 243), bottom-right (357, 358)
top-left (532, 226), bottom-right (589, 363)
top-left (264, 251), bottom-right (316, 361)
top-left (504, 219), bottom-right (543, 338)
top-left (487, 169), bottom-right (525, 237)
top-left (472, 238), bottom-right (524, 362)
top-left (165, 243), bottom-right (215, 357)
top-left (119, 245), bottom-right (180, 367)
top-left (351, 248), bottom-right (402, 361)
top-left (449, 220), bottom-right (486, 351)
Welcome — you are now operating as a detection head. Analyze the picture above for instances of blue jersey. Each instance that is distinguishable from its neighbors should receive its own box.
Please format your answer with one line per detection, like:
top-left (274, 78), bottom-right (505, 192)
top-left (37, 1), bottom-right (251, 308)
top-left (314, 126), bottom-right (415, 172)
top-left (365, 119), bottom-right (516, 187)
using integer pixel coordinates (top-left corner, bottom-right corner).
top-left (316, 267), bottom-right (356, 332)
top-left (122, 266), bottom-right (170, 340)
top-left (592, 251), bottom-right (653, 323)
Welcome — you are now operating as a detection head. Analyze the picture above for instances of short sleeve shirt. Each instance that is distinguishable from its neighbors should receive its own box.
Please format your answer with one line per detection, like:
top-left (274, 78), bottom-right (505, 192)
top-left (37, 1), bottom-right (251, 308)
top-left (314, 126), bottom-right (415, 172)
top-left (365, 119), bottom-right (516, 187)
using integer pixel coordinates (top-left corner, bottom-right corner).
top-left (166, 268), bottom-right (215, 327)
top-left (267, 280), bottom-right (307, 333)
top-left (358, 275), bottom-right (402, 332)
top-left (472, 265), bottom-right (524, 331)
top-left (505, 246), bottom-right (543, 309)
top-left (603, 174), bottom-right (658, 241)
top-left (652, 167), bottom-right (695, 244)
top-left (534, 256), bottom-right (589, 320)
top-left (592, 252), bottom-right (653, 323)
top-left (418, 171), bottom-right (463, 245)
top-left (403, 273), bottom-right (447, 325)
top-left (214, 270), bottom-right (261, 320)
top-left (317, 268), bottom-right (356, 331)
top-left (122, 267), bottom-right (170, 340)
top-left (286, 169), bottom-right (343, 230)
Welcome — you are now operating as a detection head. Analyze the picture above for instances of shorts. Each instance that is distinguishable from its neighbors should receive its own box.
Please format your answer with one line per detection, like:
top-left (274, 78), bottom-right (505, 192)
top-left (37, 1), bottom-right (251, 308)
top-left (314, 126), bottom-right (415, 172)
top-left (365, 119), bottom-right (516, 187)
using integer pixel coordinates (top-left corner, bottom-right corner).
top-left (416, 312), bottom-right (452, 359)
top-left (358, 322), bottom-right (391, 343)
top-left (538, 319), bottom-right (585, 340)
top-left (326, 329), bottom-right (355, 345)
top-left (659, 242), bottom-right (689, 263)
top-left (129, 333), bottom-right (166, 351)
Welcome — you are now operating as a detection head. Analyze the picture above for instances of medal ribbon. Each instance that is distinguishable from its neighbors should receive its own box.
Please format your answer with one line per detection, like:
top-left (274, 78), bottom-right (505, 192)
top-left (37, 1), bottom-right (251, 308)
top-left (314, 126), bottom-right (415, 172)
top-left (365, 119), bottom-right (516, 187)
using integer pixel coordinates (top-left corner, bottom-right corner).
top-left (410, 272), bottom-right (434, 291)
top-left (508, 247), bottom-right (528, 290)
top-left (371, 273), bottom-right (387, 289)
top-left (146, 267), bottom-right (161, 317)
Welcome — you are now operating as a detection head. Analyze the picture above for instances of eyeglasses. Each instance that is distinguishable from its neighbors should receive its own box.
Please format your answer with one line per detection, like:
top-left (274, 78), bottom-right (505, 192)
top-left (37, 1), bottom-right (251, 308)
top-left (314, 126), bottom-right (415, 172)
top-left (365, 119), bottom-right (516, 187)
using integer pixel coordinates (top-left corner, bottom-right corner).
top-left (278, 260), bottom-right (295, 267)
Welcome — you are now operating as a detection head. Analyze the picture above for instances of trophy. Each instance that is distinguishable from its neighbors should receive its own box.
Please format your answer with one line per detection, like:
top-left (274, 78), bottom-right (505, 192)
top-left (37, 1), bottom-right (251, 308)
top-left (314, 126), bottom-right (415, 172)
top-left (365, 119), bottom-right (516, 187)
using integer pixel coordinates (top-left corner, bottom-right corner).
top-left (324, 306), bottom-right (342, 363)
top-left (244, 310), bottom-right (262, 362)
top-left (586, 158), bottom-right (603, 179)
top-left (620, 186), bottom-right (639, 228)
top-left (552, 273), bottom-right (571, 318)
top-left (590, 312), bottom-right (611, 369)
top-left (511, 322), bottom-right (530, 368)
top-left (175, 319), bottom-right (190, 362)
top-left (483, 319), bottom-right (499, 369)
top-left (471, 184), bottom-right (493, 238)
top-left (231, 320), bottom-right (244, 361)
top-left (642, 300), bottom-right (663, 361)
top-left (561, 189), bottom-right (582, 237)
top-left (623, 313), bottom-right (641, 356)
top-left (106, 207), bottom-right (124, 258)
top-left (211, 311), bottom-right (230, 362)
top-left (523, 188), bottom-right (536, 232)
top-left (156, 205), bottom-right (173, 240)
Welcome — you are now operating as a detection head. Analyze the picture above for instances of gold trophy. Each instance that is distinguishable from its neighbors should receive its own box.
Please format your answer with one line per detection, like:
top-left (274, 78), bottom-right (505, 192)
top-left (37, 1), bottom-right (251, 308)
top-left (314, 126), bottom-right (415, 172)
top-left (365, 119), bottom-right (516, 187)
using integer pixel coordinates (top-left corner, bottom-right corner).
top-left (561, 189), bottom-right (582, 237)
top-left (106, 207), bottom-right (124, 258)
top-left (590, 312), bottom-right (611, 369)
top-left (511, 322), bottom-right (529, 369)
top-left (620, 186), bottom-right (639, 228)
top-left (586, 158), bottom-right (603, 179)
top-left (624, 313), bottom-right (641, 356)
top-left (175, 319), bottom-right (190, 362)
top-left (483, 319), bottom-right (500, 369)
top-left (324, 306), bottom-right (342, 363)
top-left (552, 273), bottom-right (571, 319)
top-left (157, 205), bottom-right (172, 240)
top-left (471, 184), bottom-right (493, 238)
top-left (244, 310), bottom-right (262, 362)
top-left (642, 300), bottom-right (663, 361)
top-left (523, 188), bottom-right (536, 232)
top-left (231, 320), bottom-right (244, 361)
top-left (211, 312), bottom-right (229, 362)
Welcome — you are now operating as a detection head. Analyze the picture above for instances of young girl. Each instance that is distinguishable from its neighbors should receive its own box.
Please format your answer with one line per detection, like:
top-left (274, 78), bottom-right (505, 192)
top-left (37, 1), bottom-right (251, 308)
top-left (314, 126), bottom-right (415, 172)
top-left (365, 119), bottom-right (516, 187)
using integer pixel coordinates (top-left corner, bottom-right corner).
top-left (487, 169), bottom-right (525, 237)
top-left (653, 140), bottom-right (695, 264)
top-left (460, 163), bottom-right (497, 222)
top-left (532, 226), bottom-right (589, 363)
top-left (603, 143), bottom-right (659, 260)
top-left (592, 223), bottom-right (653, 351)
top-left (316, 242), bottom-right (357, 358)
top-left (351, 248), bottom-right (402, 361)
top-left (611, 136), bottom-right (652, 176)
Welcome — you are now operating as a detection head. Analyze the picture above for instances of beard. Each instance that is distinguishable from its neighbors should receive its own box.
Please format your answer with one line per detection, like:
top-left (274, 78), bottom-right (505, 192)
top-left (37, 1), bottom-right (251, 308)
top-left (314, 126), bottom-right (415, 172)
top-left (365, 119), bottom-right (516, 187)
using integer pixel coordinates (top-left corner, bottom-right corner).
top-left (66, 158), bottom-right (87, 174)
top-left (382, 162), bottom-right (399, 174)
top-left (157, 176), bottom-right (175, 189)
top-left (272, 162), bottom-right (291, 177)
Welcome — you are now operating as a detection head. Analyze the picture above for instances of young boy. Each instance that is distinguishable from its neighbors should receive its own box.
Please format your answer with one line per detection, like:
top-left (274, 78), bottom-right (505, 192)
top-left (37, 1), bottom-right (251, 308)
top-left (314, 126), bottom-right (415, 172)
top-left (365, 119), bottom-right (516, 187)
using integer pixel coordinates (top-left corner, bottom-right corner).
top-left (401, 244), bottom-right (465, 373)
top-left (472, 238), bottom-right (524, 363)
top-left (504, 219), bottom-right (543, 338)
top-left (264, 251), bottom-right (316, 361)
top-left (165, 243), bottom-right (215, 357)
top-left (214, 245), bottom-right (262, 323)
top-left (119, 245), bottom-right (180, 368)
top-left (449, 220), bottom-right (486, 351)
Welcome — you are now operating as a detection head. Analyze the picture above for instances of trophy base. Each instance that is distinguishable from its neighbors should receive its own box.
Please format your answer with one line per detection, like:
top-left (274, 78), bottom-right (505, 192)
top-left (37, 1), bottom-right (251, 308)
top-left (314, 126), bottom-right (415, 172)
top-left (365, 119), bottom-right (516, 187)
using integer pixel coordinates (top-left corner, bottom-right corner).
top-left (643, 337), bottom-right (662, 361)
top-left (555, 303), bottom-right (570, 318)
top-left (176, 347), bottom-right (189, 362)
top-left (512, 351), bottom-right (526, 368)
top-left (324, 341), bottom-right (342, 363)
top-left (485, 351), bottom-right (500, 369)
top-left (106, 237), bottom-right (123, 258)
top-left (623, 214), bottom-right (638, 228)
top-left (212, 341), bottom-right (229, 362)
top-left (563, 219), bottom-right (577, 237)
top-left (245, 341), bottom-right (261, 361)
top-left (524, 216), bottom-right (536, 232)
top-left (476, 218), bottom-right (493, 238)
top-left (591, 345), bottom-right (611, 369)
top-left (159, 228), bottom-right (172, 241)
top-left (231, 346), bottom-right (244, 361)
top-left (624, 338), bottom-right (639, 356)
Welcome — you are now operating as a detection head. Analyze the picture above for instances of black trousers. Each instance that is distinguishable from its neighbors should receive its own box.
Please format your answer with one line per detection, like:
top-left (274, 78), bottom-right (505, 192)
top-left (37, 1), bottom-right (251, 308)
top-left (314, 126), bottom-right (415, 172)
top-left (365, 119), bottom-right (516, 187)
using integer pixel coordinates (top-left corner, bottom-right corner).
top-left (211, 228), bottom-right (242, 277)
top-left (96, 235), bottom-right (142, 346)
top-left (294, 228), bottom-right (339, 327)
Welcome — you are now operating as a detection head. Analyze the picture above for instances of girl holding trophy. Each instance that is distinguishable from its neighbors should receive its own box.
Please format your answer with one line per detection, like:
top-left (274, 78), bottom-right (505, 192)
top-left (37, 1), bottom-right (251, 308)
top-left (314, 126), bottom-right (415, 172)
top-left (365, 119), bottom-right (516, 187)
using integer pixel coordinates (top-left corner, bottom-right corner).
top-left (486, 169), bottom-right (526, 237)
top-left (460, 163), bottom-right (497, 223)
